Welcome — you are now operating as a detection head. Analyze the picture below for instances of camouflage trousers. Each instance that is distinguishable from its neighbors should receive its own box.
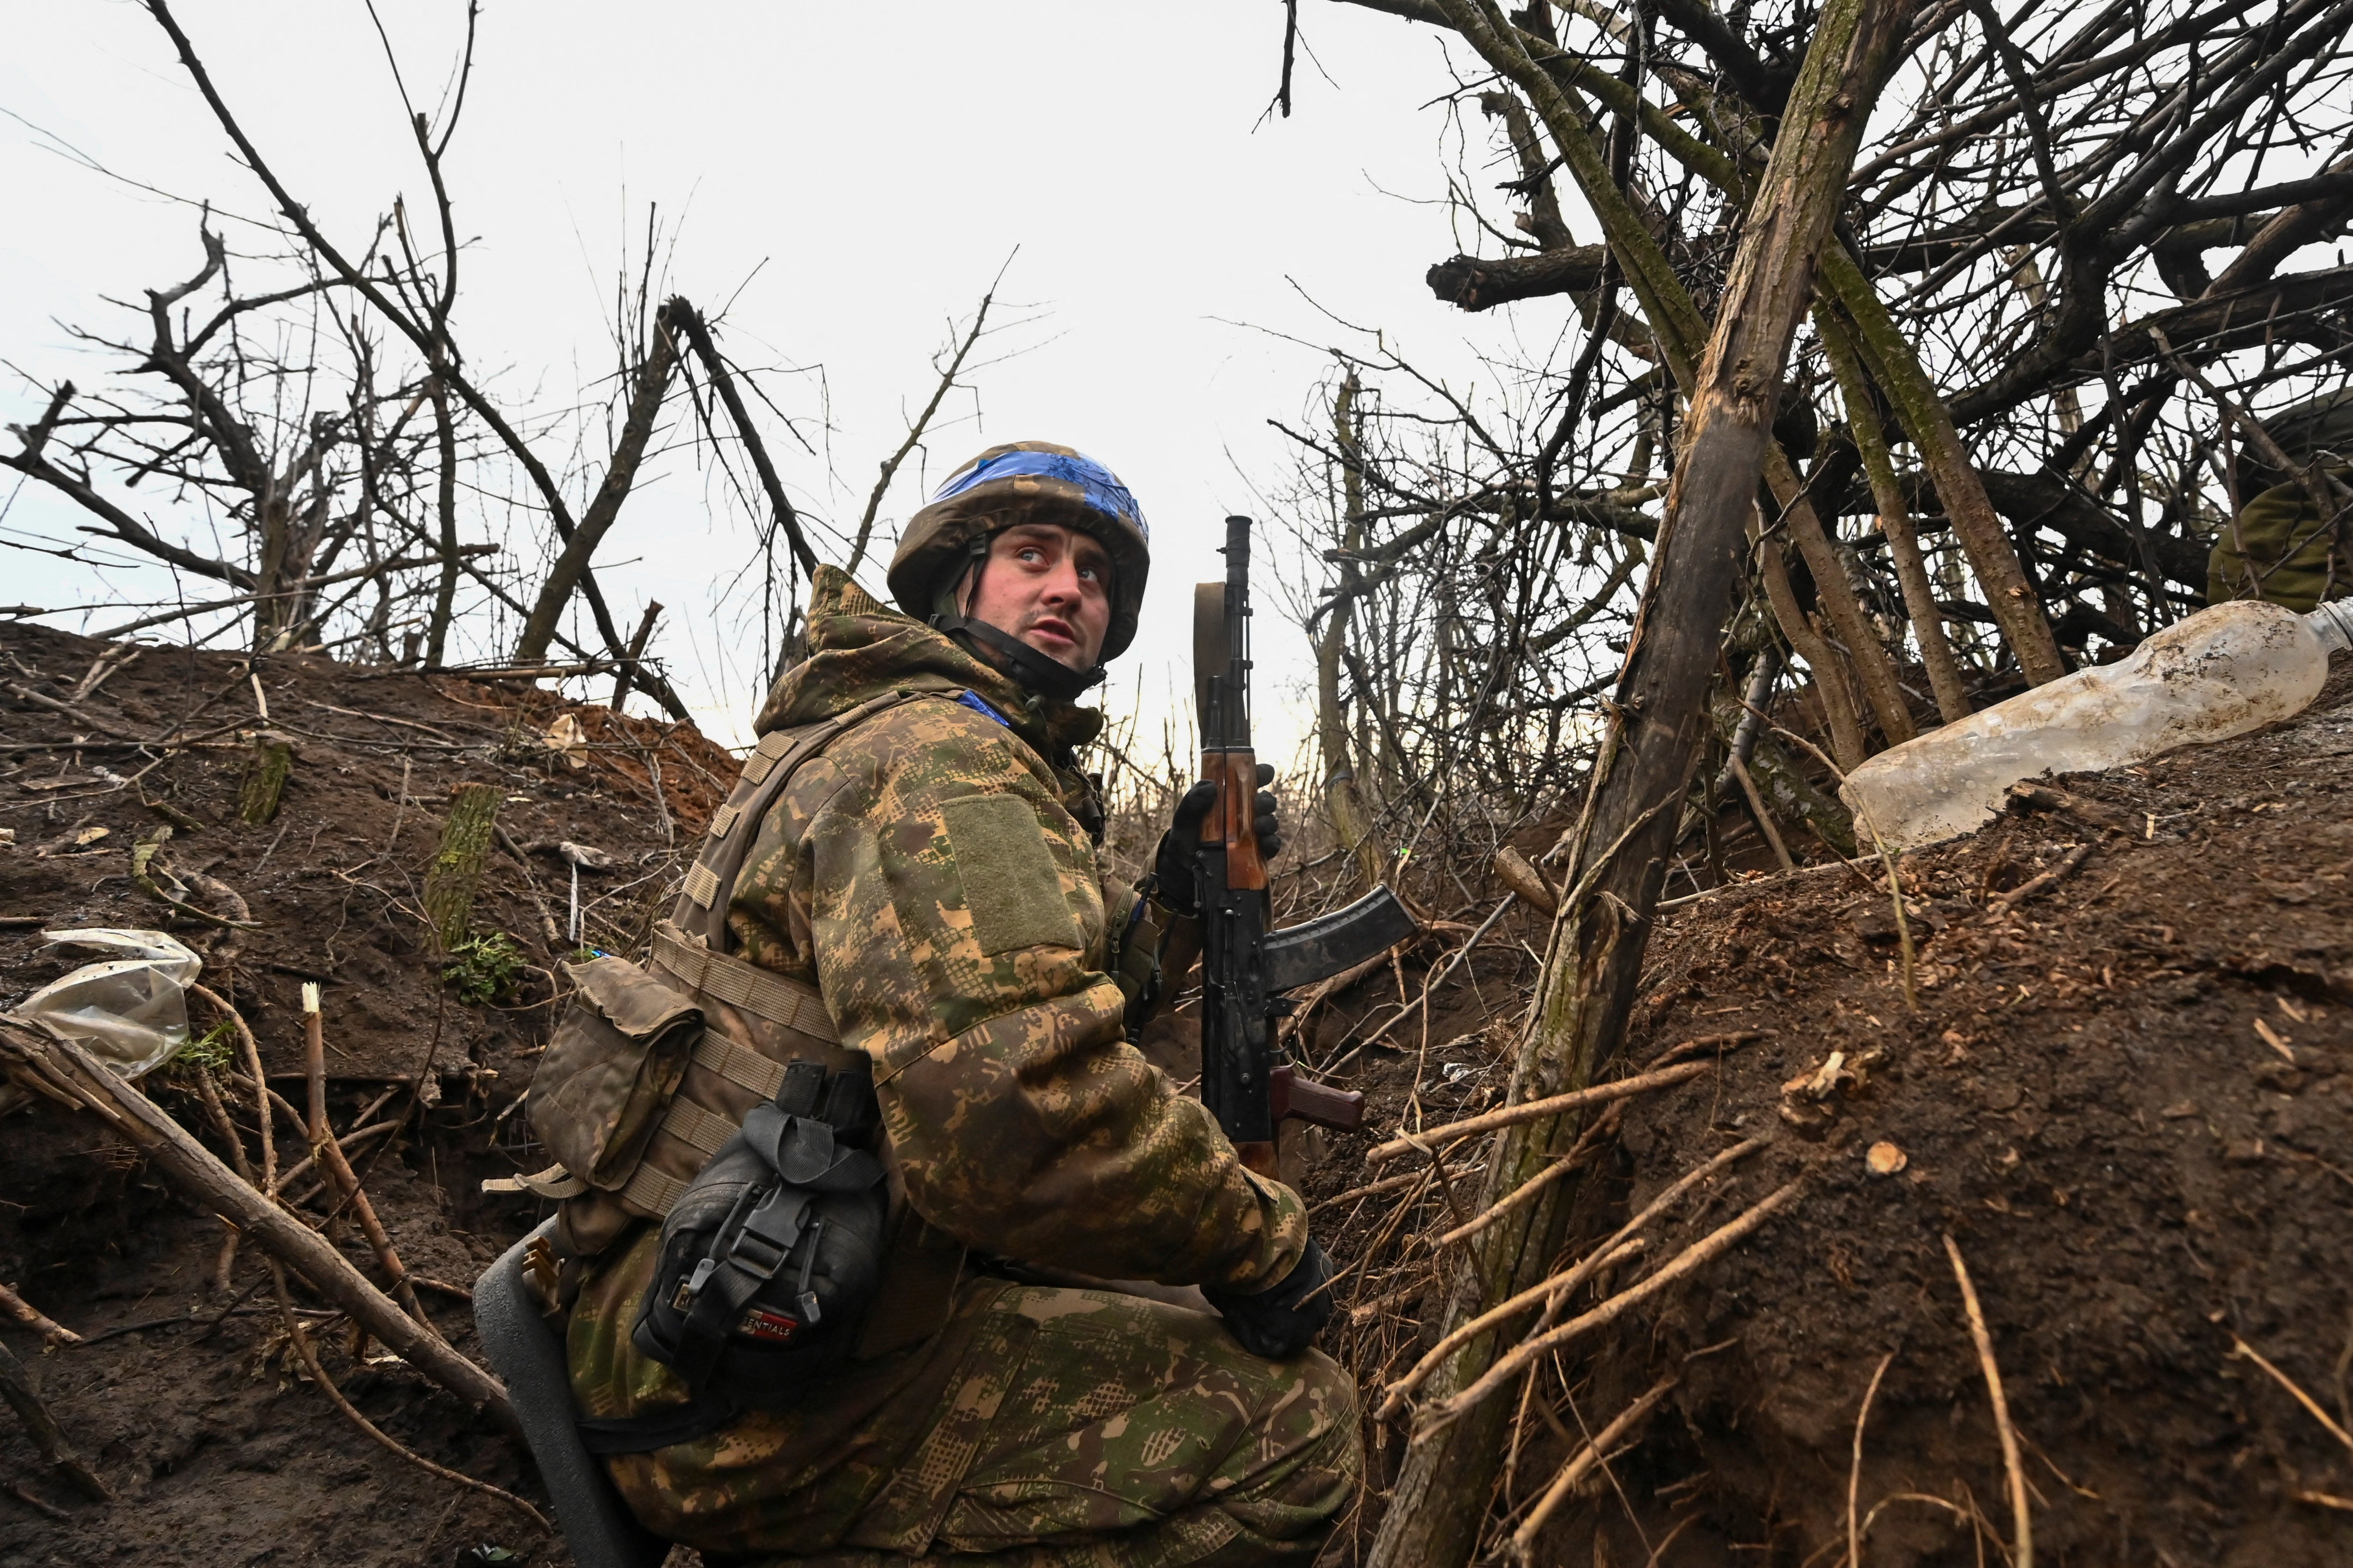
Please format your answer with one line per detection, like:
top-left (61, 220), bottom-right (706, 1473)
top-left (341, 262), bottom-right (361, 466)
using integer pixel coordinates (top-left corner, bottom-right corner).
top-left (570, 1238), bottom-right (1361, 1567)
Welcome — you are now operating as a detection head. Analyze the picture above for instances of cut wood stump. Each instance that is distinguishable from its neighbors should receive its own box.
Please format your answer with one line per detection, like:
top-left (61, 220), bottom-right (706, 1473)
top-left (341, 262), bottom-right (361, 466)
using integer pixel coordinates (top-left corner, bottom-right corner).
top-left (236, 732), bottom-right (295, 826)
top-left (423, 782), bottom-right (501, 952)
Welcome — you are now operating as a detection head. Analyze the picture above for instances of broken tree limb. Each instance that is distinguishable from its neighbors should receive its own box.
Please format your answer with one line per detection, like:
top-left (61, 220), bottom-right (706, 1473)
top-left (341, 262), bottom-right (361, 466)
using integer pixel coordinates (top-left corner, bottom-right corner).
top-left (514, 306), bottom-right (678, 666)
top-left (0, 1019), bottom-right (514, 1431)
top-left (303, 986), bottom-right (430, 1327)
top-left (190, 982), bottom-right (275, 1194)
top-left (1727, 753), bottom-right (1797, 870)
top-left (2231, 1333), bottom-right (2353, 1457)
top-left (265, 1259), bottom-right (546, 1531)
top-left (609, 600), bottom-right (662, 714)
top-left (1365, 0), bottom-right (1914, 1556)
top-left (1365, 1060), bottom-right (1711, 1164)
top-left (0, 1339), bottom-right (108, 1501)
top-left (1425, 1180), bottom-right (1806, 1429)
top-left (1817, 244), bottom-right (2064, 685)
top-left (1320, 373), bottom-right (1393, 898)
top-left (188, 1063), bottom-right (252, 1292)
top-left (0, 1282), bottom-right (80, 1348)
top-left (1817, 303), bottom-right (1973, 725)
top-left (2003, 781), bottom-right (2138, 836)
top-left (1433, 1109), bottom-right (1623, 1250)
top-left (1493, 846), bottom-right (1561, 917)
top-left (666, 297), bottom-right (821, 579)
top-left (1389, 1135), bottom-right (1768, 1413)
top-left (1988, 840), bottom-right (2096, 914)
top-left (1506, 1372), bottom-right (1680, 1561)
top-left (131, 827), bottom-right (260, 930)
top-left (1945, 1234), bottom-right (2033, 1568)
top-left (1768, 446), bottom-right (1917, 748)
top-left (1385, 1234), bottom-right (1649, 1421)
top-left (1753, 526), bottom-right (1871, 772)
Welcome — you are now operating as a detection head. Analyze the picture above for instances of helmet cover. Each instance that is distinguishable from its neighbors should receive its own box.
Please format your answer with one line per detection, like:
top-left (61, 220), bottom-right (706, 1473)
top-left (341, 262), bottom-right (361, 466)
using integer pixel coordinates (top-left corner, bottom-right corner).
top-left (887, 441), bottom-right (1151, 662)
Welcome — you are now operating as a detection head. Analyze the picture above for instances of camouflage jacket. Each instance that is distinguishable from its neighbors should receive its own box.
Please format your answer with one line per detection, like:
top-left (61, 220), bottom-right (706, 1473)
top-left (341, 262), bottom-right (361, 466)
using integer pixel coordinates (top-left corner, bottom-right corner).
top-left (724, 566), bottom-right (1304, 1291)
top-left (2208, 472), bottom-right (2350, 613)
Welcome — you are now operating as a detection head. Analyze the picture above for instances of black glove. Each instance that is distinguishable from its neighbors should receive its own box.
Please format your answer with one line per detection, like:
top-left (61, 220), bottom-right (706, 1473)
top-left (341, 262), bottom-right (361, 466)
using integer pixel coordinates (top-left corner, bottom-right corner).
top-left (1203, 1237), bottom-right (1334, 1360)
top-left (1152, 765), bottom-right (1282, 917)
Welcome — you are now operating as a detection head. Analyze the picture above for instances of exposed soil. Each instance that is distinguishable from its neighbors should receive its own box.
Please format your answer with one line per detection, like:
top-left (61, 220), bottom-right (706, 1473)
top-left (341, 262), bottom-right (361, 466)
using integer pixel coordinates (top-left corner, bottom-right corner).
top-left (9, 618), bottom-right (2353, 1568)
top-left (0, 622), bottom-right (732, 1567)
top-left (1301, 662), bottom-right (2353, 1565)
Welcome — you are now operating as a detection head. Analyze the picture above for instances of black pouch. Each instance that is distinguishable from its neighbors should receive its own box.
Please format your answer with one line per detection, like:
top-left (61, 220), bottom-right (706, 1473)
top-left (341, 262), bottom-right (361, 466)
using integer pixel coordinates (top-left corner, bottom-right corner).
top-left (628, 1061), bottom-right (888, 1409)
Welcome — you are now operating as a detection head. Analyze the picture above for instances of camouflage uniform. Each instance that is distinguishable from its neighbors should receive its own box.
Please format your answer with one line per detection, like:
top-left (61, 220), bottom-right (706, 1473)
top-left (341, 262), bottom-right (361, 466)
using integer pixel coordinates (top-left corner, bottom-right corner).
top-left (567, 567), bottom-right (1360, 1565)
top-left (2208, 473), bottom-right (2352, 612)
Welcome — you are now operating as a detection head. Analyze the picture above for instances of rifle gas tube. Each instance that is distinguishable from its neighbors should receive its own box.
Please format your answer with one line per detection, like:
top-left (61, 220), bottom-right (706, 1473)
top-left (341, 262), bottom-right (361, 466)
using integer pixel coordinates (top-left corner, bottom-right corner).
top-left (1193, 515), bottom-right (1417, 1173)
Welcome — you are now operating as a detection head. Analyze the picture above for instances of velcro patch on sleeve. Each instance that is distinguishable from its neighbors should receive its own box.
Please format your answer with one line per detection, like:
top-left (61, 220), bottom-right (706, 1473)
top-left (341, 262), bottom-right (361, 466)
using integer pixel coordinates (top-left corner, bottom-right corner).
top-left (941, 793), bottom-right (1081, 956)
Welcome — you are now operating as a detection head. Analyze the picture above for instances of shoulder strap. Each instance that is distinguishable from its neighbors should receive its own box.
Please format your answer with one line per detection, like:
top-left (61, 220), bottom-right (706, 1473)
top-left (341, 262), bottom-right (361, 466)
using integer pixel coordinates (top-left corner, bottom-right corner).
top-left (672, 685), bottom-right (962, 946)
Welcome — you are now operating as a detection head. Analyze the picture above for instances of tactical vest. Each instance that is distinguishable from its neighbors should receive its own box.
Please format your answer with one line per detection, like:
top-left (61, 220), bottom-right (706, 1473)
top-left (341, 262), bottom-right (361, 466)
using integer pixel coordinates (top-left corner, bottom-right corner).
top-left (514, 680), bottom-right (973, 1360)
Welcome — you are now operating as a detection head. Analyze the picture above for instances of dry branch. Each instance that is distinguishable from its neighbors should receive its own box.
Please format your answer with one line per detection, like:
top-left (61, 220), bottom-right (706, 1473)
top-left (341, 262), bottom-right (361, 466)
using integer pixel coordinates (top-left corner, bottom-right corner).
top-left (265, 1260), bottom-right (545, 1531)
top-left (303, 986), bottom-right (429, 1326)
top-left (1386, 1135), bottom-right (1767, 1413)
top-left (1365, 1060), bottom-right (1709, 1164)
top-left (1426, 1180), bottom-right (1805, 1429)
top-left (1945, 1233), bottom-right (2033, 1568)
top-left (2231, 1333), bottom-right (2353, 1455)
top-left (1505, 1372), bottom-right (1679, 1560)
top-left (1988, 840), bottom-right (2096, 914)
top-left (0, 1019), bottom-right (513, 1430)
top-left (0, 1282), bottom-right (80, 1348)
top-left (0, 1339), bottom-right (108, 1501)
top-left (1848, 1351), bottom-right (1897, 1567)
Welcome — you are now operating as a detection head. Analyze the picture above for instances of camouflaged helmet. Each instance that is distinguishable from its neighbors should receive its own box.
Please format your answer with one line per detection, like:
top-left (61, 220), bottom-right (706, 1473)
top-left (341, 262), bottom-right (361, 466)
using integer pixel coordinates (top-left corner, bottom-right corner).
top-left (888, 442), bottom-right (1151, 681)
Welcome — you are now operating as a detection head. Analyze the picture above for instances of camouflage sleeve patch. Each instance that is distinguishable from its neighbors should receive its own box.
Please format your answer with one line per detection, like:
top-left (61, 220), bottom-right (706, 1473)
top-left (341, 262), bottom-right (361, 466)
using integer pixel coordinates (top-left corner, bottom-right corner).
top-left (940, 794), bottom-right (1082, 955)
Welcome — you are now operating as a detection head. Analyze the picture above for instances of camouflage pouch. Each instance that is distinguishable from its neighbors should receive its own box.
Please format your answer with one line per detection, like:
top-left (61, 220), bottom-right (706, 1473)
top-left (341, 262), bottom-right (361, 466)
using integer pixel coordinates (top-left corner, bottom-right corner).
top-left (532, 956), bottom-right (703, 1192)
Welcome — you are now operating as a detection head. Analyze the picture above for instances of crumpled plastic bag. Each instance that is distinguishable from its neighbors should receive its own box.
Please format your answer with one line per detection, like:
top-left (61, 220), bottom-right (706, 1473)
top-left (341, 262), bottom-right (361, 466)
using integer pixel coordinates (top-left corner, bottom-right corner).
top-left (543, 712), bottom-right (589, 769)
top-left (14, 929), bottom-right (204, 1079)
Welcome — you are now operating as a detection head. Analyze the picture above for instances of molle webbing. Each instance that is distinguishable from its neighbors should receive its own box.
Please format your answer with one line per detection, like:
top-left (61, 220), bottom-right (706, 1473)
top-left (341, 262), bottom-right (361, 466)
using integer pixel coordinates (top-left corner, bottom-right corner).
top-left (617, 1020), bottom-right (840, 1218)
top-left (652, 924), bottom-right (839, 1043)
top-left (674, 686), bottom-right (953, 936)
top-left (608, 683), bottom-right (955, 1230)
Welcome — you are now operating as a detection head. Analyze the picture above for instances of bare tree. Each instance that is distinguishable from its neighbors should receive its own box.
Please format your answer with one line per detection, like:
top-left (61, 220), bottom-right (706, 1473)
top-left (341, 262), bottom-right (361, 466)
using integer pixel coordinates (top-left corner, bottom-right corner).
top-left (1255, 0), bottom-right (2353, 1561)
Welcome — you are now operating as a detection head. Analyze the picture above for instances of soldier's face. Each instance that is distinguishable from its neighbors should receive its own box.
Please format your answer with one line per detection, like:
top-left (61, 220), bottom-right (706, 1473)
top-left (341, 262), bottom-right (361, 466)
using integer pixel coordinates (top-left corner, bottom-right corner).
top-left (967, 525), bottom-right (1115, 669)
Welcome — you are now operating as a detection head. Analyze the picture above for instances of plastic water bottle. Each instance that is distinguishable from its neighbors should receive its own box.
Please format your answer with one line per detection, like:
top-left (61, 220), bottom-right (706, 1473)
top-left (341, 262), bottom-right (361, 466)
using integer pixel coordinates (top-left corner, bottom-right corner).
top-left (1840, 600), bottom-right (2353, 850)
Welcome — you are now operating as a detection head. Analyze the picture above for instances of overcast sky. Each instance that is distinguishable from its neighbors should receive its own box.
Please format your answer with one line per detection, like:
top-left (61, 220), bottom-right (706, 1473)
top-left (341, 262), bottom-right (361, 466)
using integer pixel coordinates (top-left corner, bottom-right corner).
top-left (2, 2), bottom-right (1556, 763)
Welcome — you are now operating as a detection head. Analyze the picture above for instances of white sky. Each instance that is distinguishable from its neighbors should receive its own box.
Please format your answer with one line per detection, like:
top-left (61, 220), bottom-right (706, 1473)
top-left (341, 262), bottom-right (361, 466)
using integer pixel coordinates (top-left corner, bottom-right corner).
top-left (0, 0), bottom-right (1541, 766)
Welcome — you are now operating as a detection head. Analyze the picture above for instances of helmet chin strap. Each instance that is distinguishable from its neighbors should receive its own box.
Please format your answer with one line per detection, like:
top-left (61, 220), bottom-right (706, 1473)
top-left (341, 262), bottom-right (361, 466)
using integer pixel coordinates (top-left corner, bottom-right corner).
top-left (946, 617), bottom-right (1107, 702)
top-left (928, 542), bottom-right (1106, 703)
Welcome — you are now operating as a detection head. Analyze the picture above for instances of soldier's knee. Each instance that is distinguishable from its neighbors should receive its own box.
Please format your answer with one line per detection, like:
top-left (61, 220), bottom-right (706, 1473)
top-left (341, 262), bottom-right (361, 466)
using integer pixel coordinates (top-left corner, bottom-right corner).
top-left (1291, 1349), bottom-right (1364, 1494)
top-left (1222, 1347), bottom-right (1361, 1542)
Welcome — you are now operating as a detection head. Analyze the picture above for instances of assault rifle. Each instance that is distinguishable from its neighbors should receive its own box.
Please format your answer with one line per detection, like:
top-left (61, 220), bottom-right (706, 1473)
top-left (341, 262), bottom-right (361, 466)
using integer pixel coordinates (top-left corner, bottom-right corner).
top-left (1192, 514), bottom-right (1417, 1174)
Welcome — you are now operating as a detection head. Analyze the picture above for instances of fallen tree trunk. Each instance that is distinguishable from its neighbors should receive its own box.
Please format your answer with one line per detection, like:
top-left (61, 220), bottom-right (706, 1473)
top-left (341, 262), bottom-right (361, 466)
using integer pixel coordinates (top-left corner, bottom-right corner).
top-left (0, 1019), bottom-right (515, 1433)
top-left (1366, 0), bottom-right (1918, 1562)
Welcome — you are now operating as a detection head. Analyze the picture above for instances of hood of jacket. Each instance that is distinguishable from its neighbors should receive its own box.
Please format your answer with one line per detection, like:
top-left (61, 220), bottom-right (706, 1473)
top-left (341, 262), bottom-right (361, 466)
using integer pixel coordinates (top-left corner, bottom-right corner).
top-left (751, 565), bottom-right (1105, 761)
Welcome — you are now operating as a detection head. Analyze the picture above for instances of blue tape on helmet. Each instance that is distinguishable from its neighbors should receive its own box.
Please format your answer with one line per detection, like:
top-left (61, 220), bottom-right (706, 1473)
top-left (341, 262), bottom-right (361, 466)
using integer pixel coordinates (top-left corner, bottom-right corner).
top-left (929, 450), bottom-right (1147, 539)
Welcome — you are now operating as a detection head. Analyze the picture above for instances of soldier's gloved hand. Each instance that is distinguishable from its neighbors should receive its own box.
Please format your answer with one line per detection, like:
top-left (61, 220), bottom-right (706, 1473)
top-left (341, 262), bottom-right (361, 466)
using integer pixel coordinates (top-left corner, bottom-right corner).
top-left (1152, 765), bottom-right (1282, 917)
top-left (1203, 1236), bottom-right (1334, 1360)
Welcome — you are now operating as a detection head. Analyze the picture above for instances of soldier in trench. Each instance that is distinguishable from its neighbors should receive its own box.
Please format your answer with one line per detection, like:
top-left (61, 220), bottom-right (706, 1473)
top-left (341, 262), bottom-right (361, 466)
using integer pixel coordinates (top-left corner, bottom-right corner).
top-left (558, 443), bottom-right (1360, 1567)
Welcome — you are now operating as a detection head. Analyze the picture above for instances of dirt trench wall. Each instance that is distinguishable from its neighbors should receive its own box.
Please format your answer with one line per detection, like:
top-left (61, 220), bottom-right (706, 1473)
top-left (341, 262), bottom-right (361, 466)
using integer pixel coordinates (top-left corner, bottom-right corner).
top-left (1543, 666), bottom-right (2353, 1565)
top-left (0, 622), bottom-right (737, 1567)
